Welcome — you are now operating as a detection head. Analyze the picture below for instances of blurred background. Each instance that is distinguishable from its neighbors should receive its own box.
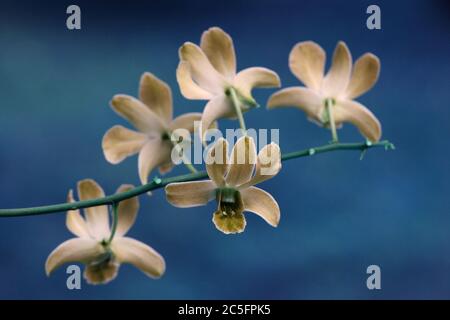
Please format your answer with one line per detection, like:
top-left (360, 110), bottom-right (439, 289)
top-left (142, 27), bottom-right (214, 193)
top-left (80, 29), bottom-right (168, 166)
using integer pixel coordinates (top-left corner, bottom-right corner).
top-left (0, 0), bottom-right (449, 299)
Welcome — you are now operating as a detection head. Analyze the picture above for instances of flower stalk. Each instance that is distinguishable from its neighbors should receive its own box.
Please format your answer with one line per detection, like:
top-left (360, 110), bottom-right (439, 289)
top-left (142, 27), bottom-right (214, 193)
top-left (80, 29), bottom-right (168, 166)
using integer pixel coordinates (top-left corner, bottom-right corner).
top-left (227, 87), bottom-right (247, 134)
top-left (107, 202), bottom-right (119, 244)
top-left (325, 98), bottom-right (338, 143)
top-left (0, 140), bottom-right (394, 218)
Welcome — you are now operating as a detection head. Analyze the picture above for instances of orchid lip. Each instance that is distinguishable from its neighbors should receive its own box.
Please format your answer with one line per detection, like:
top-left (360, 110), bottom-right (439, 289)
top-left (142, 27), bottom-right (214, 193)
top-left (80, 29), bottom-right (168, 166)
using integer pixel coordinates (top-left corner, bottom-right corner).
top-left (215, 187), bottom-right (243, 216)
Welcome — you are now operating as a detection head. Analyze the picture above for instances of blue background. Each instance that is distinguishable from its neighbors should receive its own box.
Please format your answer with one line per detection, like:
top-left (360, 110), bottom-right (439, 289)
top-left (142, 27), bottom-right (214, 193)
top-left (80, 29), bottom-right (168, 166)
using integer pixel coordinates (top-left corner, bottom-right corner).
top-left (0, 0), bottom-right (449, 299)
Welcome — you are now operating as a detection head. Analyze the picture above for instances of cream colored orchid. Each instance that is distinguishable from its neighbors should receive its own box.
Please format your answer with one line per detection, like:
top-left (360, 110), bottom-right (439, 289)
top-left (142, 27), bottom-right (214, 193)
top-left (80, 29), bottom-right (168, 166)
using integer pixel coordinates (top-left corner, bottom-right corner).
top-left (165, 136), bottom-right (281, 234)
top-left (102, 72), bottom-right (204, 184)
top-left (268, 41), bottom-right (382, 142)
top-left (176, 27), bottom-right (281, 138)
top-left (45, 179), bottom-right (165, 284)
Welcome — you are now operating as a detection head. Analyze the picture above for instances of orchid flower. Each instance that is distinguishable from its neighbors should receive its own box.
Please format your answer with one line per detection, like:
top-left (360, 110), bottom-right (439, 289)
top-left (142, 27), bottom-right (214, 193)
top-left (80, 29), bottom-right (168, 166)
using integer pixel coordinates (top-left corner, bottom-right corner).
top-left (45, 179), bottom-right (165, 284)
top-left (176, 27), bottom-right (281, 138)
top-left (103, 72), bottom-right (203, 184)
top-left (268, 41), bottom-right (382, 142)
top-left (165, 136), bottom-right (281, 234)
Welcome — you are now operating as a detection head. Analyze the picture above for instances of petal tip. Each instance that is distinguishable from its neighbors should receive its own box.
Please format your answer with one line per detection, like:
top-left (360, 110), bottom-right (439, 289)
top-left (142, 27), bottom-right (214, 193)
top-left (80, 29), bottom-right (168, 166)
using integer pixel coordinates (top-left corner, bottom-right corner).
top-left (337, 40), bottom-right (349, 48)
top-left (201, 26), bottom-right (231, 41)
top-left (273, 73), bottom-right (282, 88)
top-left (44, 261), bottom-right (53, 277)
top-left (77, 178), bottom-right (97, 190)
top-left (179, 42), bottom-right (197, 56)
top-left (151, 257), bottom-right (166, 279)
top-left (140, 175), bottom-right (148, 186)
top-left (266, 90), bottom-right (284, 109)
top-left (110, 94), bottom-right (126, 107)
top-left (67, 189), bottom-right (75, 203)
top-left (207, 26), bottom-right (225, 33)
top-left (101, 128), bottom-right (124, 165)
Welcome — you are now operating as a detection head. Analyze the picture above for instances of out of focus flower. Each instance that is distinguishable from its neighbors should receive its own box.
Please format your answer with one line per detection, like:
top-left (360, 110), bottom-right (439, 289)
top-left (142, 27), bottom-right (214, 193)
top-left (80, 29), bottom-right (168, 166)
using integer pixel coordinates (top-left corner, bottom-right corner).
top-left (46, 179), bottom-right (165, 284)
top-left (177, 27), bottom-right (281, 139)
top-left (103, 72), bottom-right (203, 184)
top-left (268, 41), bottom-right (382, 141)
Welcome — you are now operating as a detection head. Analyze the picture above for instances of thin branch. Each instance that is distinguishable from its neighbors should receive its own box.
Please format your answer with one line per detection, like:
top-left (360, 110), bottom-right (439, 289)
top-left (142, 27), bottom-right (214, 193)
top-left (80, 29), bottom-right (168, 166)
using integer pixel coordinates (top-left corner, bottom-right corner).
top-left (0, 140), bottom-right (394, 218)
top-left (325, 98), bottom-right (338, 143)
top-left (227, 87), bottom-right (247, 133)
top-left (106, 202), bottom-right (119, 244)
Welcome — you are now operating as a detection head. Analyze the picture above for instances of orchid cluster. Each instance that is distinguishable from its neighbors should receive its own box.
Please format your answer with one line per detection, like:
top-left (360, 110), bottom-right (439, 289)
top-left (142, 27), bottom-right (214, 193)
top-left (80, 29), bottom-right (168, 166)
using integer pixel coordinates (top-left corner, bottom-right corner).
top-left (7, 27), bottom-right (387, 285)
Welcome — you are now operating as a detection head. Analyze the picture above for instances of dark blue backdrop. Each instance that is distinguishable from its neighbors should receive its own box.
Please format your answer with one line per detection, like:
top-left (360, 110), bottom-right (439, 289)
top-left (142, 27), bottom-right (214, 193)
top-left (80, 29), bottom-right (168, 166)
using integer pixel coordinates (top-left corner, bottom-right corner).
top-left (0, 0), bottom-right (449, 299)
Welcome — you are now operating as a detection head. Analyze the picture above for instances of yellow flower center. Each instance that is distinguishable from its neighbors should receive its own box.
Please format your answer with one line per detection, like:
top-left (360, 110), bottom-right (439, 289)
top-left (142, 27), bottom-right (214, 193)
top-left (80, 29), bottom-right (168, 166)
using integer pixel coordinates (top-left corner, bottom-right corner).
top-left (213, 188), bottom-right (246, 234)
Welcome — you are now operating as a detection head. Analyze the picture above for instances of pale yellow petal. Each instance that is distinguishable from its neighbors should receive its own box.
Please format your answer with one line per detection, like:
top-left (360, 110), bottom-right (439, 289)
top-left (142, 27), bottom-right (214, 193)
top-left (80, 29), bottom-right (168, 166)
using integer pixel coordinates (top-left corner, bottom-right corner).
top-left (139, 72), bottom-right (173, 124)
top-left (334, 99), bottom-right (382, 142)
top-left (170, 112), bottom-right (202, 133)
top-left (205, 138), bottom-right (229, 187)
top-left (112, 237), bottom-right (165, 279)
top-left (66, 190), bottom-right (90, 238)
top-left (110, 94), bottom-right (166, 133)
top-left (345, 53), bottom-right (380, 99)
top-left (115, 185), bottom-right (139, 237)
top-left (200, 27), bottom-right (236, 79)
top-left (225, 136), bottom-right (256, 187)
top-left (179, 42), bottom-right (227, 95)
top-left (102, 125), bottom-right (148, 165)
top-left (200, 95), bottom-right (234, 140)
top-left (165, 181), bottom-right (216, 208)
top-left (176, 61), bottom-right (215, 100)
top-left (45, 238), bottom-right (103, 276)
top-left (267, 87), bottom-right (323, 122)
top-left (241, 186), bottom-right (280, 227)
top-left (77, 179), bottom-right (110, 240)
top-left (289, 41), bottom-right (325, 91)
top-left (322, 41), bottom-right (352, 97)
top-left (138, 139), bottom-right (172, 185)
top-left (233, 67), bottom-right (281, 101)
top-left (240, 142), bottom-right (281, 189)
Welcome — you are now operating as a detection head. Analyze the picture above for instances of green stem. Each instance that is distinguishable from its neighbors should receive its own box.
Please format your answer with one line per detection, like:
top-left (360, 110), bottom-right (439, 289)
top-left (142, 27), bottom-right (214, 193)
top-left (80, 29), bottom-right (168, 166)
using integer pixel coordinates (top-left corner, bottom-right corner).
top-left (227, 87), bottom-right (247, 134)
top-left (281, 140), bottom-right (394, 161)
top-left (183, 161), bottom-right (198, 174)
top-left (325, 98), bottom-right (338, 143)
top-left (0, 140), bottom-right (394, 218)
top-left (107, 203), bottom-right (119, 244)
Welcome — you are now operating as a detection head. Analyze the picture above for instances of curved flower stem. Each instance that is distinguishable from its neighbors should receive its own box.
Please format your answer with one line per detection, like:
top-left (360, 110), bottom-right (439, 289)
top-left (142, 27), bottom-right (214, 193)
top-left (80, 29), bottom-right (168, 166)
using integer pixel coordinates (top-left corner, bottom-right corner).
top-left (107, 202), bottom-right (119, 244)
top-left (183, 161), bottom-right (198, 174)
top-left (325, 98), bottom-right (338, 143)
top-left (227, 87), bottom-right (247, 134)
top-left (0, 140), bottom-right (394, 218)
